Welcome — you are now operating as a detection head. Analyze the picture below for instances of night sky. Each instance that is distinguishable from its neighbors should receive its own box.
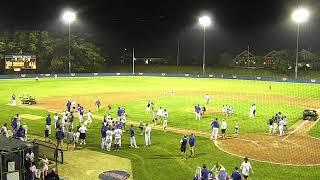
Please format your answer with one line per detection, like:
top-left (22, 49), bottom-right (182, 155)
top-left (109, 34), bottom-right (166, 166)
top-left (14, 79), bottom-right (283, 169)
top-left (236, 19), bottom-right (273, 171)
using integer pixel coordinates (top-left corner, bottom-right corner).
top-left (1, 0), bottom-right (320, 63)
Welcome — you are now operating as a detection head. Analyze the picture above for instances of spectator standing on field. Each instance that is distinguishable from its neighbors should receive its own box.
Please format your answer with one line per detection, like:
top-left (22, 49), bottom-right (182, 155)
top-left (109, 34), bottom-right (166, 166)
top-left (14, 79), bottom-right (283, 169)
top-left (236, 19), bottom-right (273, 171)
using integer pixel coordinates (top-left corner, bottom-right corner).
top-left (240, 157), bottom-right (253, 180)
top-left (221, 119), bottom-right (227, 139)
top-left (66, 128), bottom-right (74, 151)
top-left (138, 121), bottom-right (144, 135)
top-left (231, 167), bottom-right (242, 180)
top-left (66, 100), bottom-right (72, 112)
top-left (1, 123), bottom-right (9, 137)
top-left (211, 118), bottom-right (219, 140)
top-left (189, 133), bottom-right (196, 157)
top-left (45, 114), bottom-right (52, 135)
top-left (78, 124), bottom-right (87, 145)
top-left (55, 127), bottom-right (64, 149)
top-left (201, 164), bottom-right (213, 180)
top-left (180, 135), bottom-right (188, 160)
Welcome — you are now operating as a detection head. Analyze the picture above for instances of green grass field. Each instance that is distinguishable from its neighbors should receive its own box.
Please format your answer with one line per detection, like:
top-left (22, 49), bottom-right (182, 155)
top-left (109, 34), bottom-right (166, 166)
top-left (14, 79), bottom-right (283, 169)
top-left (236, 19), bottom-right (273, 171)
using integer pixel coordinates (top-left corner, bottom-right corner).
top-left (1, 76), bottom-right (320, 179)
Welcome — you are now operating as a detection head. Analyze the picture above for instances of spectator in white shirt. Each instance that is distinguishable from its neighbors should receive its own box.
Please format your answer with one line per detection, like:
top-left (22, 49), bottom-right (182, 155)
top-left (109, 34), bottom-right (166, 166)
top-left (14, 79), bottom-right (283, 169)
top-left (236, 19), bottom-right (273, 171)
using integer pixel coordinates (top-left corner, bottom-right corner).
top-left (221, 120), bottom-right (227, 139)
top-left (240, 157), bottom-right (253, 180)
top-left (78, 124), bottom-right (87, 145)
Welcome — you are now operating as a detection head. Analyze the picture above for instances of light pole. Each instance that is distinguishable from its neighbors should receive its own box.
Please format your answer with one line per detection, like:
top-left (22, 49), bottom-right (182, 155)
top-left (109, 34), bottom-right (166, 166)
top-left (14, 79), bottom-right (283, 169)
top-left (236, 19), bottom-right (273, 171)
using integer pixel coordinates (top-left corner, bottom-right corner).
top-left (291, 7), bottom-right (310, 79)
top-left (62, 10), bottom-right (76, 74)
top-left (199, 16), bottom-right (211, 75)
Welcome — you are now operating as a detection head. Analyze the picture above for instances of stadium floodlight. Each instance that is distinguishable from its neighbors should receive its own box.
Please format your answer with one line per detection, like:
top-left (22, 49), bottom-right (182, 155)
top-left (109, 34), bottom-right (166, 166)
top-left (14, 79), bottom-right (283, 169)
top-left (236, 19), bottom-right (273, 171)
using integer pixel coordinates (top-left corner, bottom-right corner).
top-left (62, 10), bottom-right (76, 24)
top-left (291, 7), bottom-right (310, 80)
top-left (291, 7), bottom-right (310, 24)
top-left (199, 16), bottom-right (211, 28)
top-left (198, 15), bottom-right (212, 75)
top-left (61, 10), bottom-right (76, 74)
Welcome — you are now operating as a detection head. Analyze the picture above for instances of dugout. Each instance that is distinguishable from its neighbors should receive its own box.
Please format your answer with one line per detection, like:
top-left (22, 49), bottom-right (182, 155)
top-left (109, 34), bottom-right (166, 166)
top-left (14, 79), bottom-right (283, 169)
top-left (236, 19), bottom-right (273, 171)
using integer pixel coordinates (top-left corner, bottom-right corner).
top-left (0, 135), bottom-right (34, 180)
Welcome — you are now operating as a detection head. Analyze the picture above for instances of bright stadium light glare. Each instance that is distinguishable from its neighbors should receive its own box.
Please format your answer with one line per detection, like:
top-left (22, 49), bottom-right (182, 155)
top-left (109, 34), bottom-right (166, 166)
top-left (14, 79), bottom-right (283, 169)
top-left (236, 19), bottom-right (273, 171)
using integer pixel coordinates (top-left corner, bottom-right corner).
top-left (62, 10), bottom-right (76, 24)
top-left (291, 7), bottom-right (310, 24)
top-left (199, 16), bottom-right (211, 27)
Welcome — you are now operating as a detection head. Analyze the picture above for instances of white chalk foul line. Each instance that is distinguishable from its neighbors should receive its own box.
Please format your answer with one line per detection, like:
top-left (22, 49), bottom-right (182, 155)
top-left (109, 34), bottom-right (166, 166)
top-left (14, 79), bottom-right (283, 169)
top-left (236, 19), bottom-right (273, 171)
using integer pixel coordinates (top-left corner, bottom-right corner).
top-left (282, 121), bottom-right (308, 141)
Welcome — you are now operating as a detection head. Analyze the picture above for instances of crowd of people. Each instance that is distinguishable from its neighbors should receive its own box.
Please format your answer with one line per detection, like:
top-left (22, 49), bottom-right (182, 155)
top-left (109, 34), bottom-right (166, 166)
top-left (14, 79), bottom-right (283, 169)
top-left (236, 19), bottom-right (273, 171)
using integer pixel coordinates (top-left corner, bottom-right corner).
top-left (267, 112), bottom-right (288, 136)
top-left (194, 157), bottom-right (253, 180)
top-left (2, 93), bottom-right (297, 180)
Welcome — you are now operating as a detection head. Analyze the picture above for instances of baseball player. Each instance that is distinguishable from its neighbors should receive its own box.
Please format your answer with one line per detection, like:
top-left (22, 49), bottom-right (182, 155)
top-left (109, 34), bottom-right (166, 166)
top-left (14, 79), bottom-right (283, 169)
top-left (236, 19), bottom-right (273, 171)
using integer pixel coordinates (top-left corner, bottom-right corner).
top-left (95, 98), bottom-right (101, 110)
top-left (78, 107), bottom-right (84, 124)
top-left (138, 121), bottom-right (144, 135)
top-left (61, 112), bottom-right (68, 132)
top-left (85, 110), bottom-right (92, 127)
top-left (121, 114), bottom-right (126, 132)
top-left (72, 100), bottom-right (76, 112)
top-left (278, 118), bottom-right (285, 136)
top-left (273, 114), bottom-right (279, 134)
top-left (234, 122), bottom-right (239, 136)
top-left (145, 124), bottom-right (151, 146)
top-left (283, 116), bottom-right (288, 131)
top-left (180, 135), bottom-right (188, 160)
top-left (249, 104), bottom-right (256, 119)
top-left (195, 105), bottom-right (201, 120)
top-left (54, 113), bottom-right (59, 129)
top-left (12, 94), bottom-right (16, 106)
top-left (211, 118), bottom-right (219, 140)
top-left (205, 94), bottom-right (210, 104)
top-left (146, 100), bottom-right (151, 113)
top-left (101, 123), bottom-right (107, 150)
top-left (106, 126), bottom-right (114, 151)
top-left (117, 107), bottom-right (123, 121)
top-left (66, 100), bottom-right (72, 112)
top-left (163, 109), bottom-right (169, 130)
top-left (156, 107), bottom-right (164, 124)
top-left (114, 127), bottom-right (122, 151)
top-left (45, 114), bottom-right (52, 135)
top-left (130, 124), bottom-right (139, 148)
top-left (268, 117), bottom-right (274, 135)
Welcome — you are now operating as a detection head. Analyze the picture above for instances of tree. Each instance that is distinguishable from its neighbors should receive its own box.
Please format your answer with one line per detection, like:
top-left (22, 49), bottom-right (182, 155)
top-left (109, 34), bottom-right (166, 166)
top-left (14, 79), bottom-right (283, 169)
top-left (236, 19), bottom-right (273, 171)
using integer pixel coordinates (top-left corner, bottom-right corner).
top-left (0, 30), bottom-right (108, 73)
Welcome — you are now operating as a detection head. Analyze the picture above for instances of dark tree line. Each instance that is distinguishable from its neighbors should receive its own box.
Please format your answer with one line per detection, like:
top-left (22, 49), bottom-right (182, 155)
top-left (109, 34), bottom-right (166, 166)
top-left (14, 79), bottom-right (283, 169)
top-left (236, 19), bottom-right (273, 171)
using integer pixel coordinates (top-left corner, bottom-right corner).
top-left (0, 31), bottom-right (108, 74)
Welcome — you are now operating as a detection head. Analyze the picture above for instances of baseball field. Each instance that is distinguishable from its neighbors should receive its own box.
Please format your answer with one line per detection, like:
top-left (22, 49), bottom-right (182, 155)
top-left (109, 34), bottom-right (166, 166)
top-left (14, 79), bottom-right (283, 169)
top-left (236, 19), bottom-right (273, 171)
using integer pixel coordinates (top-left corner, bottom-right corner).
top-left (1, 76), bottom-right (320, 179)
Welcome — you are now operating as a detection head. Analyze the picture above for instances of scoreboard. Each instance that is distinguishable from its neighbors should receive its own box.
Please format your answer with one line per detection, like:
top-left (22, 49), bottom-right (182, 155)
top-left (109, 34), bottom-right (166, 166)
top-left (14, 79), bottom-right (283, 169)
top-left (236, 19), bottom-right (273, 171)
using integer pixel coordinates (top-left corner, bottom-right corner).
top-left (5, 54), bottom-right (36, 71)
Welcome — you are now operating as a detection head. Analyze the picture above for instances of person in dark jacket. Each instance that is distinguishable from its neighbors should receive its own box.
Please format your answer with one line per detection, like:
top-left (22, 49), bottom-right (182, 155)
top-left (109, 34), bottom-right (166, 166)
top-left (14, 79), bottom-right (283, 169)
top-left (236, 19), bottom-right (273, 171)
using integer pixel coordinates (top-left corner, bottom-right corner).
top-left (55, 127), bottom-right (65, 149)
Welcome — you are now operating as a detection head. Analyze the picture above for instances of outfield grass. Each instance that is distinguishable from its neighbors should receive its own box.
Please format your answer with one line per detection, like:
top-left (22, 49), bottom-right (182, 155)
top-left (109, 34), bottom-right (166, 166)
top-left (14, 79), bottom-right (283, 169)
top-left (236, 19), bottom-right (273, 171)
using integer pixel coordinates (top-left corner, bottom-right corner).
top-left (1, 76), bottom-right (320, 179)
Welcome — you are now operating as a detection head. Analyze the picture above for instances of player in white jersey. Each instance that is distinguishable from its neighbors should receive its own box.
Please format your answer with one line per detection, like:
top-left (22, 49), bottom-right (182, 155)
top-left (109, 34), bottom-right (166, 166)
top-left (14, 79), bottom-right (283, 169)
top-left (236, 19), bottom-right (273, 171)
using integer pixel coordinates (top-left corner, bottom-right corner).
top-left (105, 127), bottom-right (114, 151)
top-left (85, 110), bottom-right (92, 127)
top-left (146, 101), bottom-right (151, 113)
top-left (54, 113), bottom-right (59, 129)
top-left (163, 109), bottom-right (169, 130)
top-left (145, 124), bottom-right (152, 146)
top-left (156, 107), bottom-right (164, 124)
top-left (61, 113), bottom-right (68, 132)
top-left (205, 94), bottom-right (210, 104)
top-left (114, 127), bottom-right (122, 151)
top-left (249, 104), bottom-right (256, 119)
top-left (278, 119), bottom-right (285, 136)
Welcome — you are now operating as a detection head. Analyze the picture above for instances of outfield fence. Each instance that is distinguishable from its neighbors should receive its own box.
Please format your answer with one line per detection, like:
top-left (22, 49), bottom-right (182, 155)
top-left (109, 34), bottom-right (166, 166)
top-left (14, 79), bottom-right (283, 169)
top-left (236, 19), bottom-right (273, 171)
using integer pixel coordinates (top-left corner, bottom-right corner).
top-left (0, 72), bottom-right (320, 84)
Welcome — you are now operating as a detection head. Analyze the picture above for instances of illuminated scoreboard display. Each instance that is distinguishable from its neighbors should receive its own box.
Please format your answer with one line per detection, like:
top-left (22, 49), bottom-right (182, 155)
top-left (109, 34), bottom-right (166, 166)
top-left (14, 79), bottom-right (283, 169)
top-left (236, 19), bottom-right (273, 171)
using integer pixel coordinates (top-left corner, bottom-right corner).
top-left (5, 54), bottom-right (36, 71)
